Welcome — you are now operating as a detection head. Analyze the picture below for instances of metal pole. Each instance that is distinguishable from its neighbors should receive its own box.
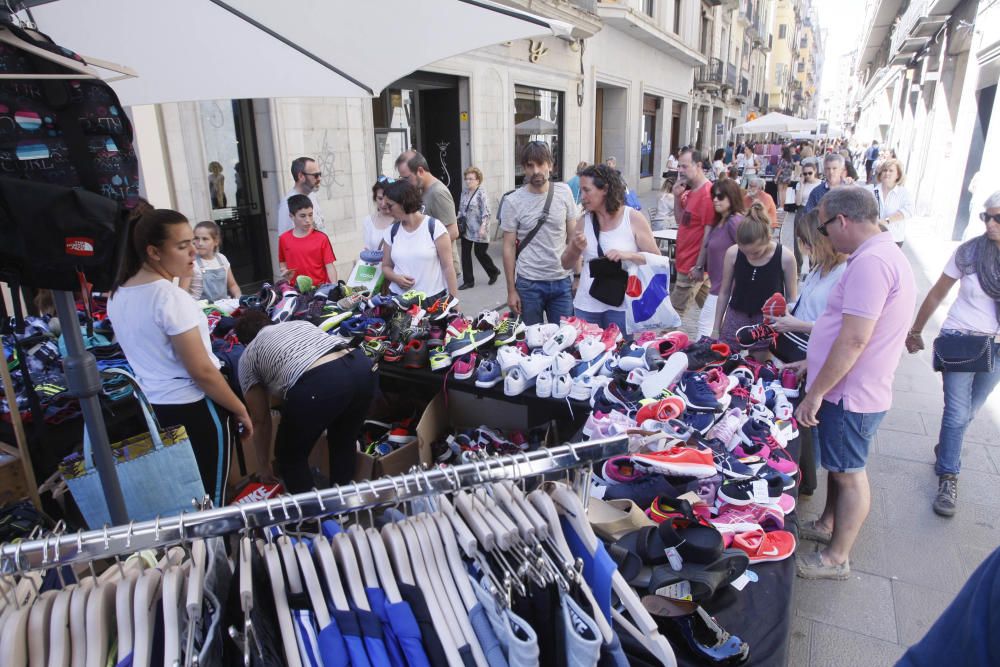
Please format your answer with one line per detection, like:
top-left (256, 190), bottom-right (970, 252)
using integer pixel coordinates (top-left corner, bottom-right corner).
top-left (52, 289), bottom-right (128, 524)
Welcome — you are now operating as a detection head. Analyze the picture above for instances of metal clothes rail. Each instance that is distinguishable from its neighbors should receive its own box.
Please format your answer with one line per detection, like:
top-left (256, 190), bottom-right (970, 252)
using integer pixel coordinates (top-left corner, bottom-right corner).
top-left (0, 437), bottom-right (628, 573)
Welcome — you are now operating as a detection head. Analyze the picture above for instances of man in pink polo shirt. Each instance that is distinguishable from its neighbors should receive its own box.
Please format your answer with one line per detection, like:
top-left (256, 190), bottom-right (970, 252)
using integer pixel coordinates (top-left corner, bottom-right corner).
top-left (793, 185), bottom-right (915, 581)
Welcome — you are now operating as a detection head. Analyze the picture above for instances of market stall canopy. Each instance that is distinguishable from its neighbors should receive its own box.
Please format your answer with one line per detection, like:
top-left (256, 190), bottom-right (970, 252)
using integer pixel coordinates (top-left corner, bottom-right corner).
top-left (732, 112), bottom-right (817, 134)
top-left (514, 116), bottom-right (559, 134)
top-left (25, 0), bottom-right (573, 106)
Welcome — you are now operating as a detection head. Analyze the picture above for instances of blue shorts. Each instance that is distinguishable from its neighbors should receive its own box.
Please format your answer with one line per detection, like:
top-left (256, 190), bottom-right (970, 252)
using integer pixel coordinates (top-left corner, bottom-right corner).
top-left (815, 399), bottom-right (885, 473)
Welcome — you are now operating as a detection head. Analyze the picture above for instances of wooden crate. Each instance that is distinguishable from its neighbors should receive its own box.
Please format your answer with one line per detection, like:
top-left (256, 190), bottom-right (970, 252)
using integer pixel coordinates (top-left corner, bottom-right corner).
top-left (0, 441), bottom-right (32, 506)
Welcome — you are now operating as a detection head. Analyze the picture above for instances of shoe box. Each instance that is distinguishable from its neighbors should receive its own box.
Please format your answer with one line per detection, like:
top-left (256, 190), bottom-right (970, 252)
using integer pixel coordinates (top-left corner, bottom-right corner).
top-left (413, 390), bottom-right (555, 465)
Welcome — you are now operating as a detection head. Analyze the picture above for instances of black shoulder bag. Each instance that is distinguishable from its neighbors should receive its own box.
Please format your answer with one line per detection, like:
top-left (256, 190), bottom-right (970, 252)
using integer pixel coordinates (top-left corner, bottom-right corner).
top-left (932, 334), bottom-right (997, 373)
top-left (515, 186), bottom-right (555, 259)
top-left (457, 188), bottom-right (478, 237)
top-left (587, 216), bottom-right (629, 307)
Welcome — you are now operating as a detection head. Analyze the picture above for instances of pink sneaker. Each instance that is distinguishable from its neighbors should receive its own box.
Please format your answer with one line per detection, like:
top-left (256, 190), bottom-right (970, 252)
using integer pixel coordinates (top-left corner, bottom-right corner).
top-left (583, 411), bottom-right (635, 439)
top-left (602, 455), bottom-right (647, 484)
top-left (452, 352), bottom-right (478, 381)
top-left (780, 367), bottom-right (800, 398)
top-left (600, 323), bottom-right (623, 351)
top-left (711, 503), bottom-right (786, 533)
top-left (707, 408), bottom-right (744, 450)
top-left (446, 317), bottom-right (469, 339)
top-left (703, 368), bottom-right (734, 398)
top-left (634, 331), bottom-right (659, 345)
top-left (765, 447), bottom-right (799, 476)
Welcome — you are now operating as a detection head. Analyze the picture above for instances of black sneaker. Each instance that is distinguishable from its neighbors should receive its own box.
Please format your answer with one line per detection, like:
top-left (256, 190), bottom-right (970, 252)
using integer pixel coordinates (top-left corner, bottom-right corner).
top-left (736, 322), bottom-right (778, 348)
top-left (717, 475), bottom-right (783, 506)
top-left (932, 474), bottom-right (958, 517)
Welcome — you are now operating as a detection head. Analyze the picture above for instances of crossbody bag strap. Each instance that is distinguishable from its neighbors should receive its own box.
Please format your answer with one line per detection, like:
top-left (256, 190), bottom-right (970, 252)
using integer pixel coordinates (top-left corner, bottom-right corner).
top-left (462, 188), bottom-right (479, 215)
top-left (590, 214), bottom-right (604, 258)
top-left (515, 185), bottom-right (556, 259)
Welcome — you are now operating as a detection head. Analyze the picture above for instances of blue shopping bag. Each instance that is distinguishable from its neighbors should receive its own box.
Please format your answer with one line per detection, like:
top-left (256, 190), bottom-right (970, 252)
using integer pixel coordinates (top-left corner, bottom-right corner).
top-left (61, 369), bottom-right (206, 527)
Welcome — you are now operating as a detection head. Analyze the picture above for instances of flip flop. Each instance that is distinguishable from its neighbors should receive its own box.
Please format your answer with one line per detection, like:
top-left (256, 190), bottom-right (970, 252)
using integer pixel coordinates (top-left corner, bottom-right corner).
top-left (657, 517), bottom-right (724, 565)
top-left (588, 498), bottom-right (656, 541)
top-left (638, 549), bottom-right (750, 603)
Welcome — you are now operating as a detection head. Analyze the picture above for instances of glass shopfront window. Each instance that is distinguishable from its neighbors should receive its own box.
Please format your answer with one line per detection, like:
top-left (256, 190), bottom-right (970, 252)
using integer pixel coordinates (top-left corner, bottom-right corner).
top-left (641, 95), bottom-right (660, 178)
top-left (513, 84), bottom-right (563, 187)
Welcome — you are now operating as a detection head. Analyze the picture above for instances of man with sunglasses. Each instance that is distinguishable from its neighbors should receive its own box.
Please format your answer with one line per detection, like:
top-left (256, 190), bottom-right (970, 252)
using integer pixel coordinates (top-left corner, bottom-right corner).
top-left (790, 185), bottom-right (915, 581)
top-left (803, 153), bottom-right (856, 214)
top-left (277, 156), bottom-right (325, 235)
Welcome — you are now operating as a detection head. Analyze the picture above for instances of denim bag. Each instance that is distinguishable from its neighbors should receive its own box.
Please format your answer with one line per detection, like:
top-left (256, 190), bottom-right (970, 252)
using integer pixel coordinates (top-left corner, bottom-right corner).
top-left (61, 369), bottom-right (206, 527)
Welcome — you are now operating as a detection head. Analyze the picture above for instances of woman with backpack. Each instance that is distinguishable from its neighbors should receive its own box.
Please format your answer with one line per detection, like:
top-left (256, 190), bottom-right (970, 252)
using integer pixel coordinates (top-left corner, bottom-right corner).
top-left (381, 180), bottom-right (459, 297)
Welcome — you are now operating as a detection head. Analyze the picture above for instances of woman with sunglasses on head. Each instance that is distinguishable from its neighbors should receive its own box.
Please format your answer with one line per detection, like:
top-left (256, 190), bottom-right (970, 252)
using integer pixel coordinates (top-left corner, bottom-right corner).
top-left (690, 178), bottom-right (745, 337)
top-left (905, 190), bottom-right (1000, 518)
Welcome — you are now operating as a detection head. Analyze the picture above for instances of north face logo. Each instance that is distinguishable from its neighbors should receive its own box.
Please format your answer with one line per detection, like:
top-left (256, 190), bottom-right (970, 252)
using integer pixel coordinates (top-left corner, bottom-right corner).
top-left (65, 237), bottom-right (95, 256)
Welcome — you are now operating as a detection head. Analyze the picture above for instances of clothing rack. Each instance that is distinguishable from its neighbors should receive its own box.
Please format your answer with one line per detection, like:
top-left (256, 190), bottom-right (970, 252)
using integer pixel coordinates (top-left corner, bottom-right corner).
top-left (0, 436), bottom-right (627, 573)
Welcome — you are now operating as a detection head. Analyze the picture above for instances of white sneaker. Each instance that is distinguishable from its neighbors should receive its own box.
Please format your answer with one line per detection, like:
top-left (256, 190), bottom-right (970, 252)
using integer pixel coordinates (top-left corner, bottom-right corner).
top-left (535, 371), bottom-right (553, 398)
top-left (504, 366), bottom-right (535, 396)
top-left (625, 368), bottom-right (648, 387)
top-left (525, 323), bottom-right (558, 349)
top-left (551, 351), bottom-right (577, 376)
top-left (518, 353), bottom-right (553, 379)
top-left (640, 351), bottom-right (689, 399)
top-left (542, 323), bottom-right (578, 355)
top-left (475, 309), bottom-right (501, 330)
top-left (551, 374), bottom-right (572, 399)
top-left (577, 336), bottom-right (605, 362)
top-left (498, 346), bottom-right (526, 373)
top-left (570, 374), bottom-right (609, 401)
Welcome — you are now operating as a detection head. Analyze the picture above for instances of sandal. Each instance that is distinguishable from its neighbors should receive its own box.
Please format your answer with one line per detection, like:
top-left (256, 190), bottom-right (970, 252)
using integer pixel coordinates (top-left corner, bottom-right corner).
top-left (588, 498), bottom-right (655, 541)
top-left (637, 549), bottom-right (750, 603)
top-left (641, 595), bottom-right (750, 665)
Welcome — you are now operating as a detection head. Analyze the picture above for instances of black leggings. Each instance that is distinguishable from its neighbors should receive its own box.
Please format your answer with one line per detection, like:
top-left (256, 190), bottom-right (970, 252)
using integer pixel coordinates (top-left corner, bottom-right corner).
top-left (460, 237), bottom-right (499, 285)
top-left (276, 349), bottom-right (378, 492)
top-left (153, 398), bottom-right (232, 507)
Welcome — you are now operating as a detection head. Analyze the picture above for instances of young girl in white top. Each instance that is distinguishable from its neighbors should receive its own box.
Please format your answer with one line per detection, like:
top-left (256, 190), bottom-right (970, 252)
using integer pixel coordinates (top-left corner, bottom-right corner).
top-left (108, 209), bottom-right (251, 506)
top-left (184, 220), bottom-right (241, 302)
top-left (560, 164), bottom-right (661, 333)
top-left (361, 178), bottom-right (396, 252)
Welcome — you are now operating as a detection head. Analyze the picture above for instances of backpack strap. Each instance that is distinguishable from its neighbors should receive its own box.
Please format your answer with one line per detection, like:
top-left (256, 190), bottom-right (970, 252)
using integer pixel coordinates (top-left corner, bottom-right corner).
top-left (428, 217), bottom-right (436, 239)
top-left (390, 221), bottom-right (401, 244)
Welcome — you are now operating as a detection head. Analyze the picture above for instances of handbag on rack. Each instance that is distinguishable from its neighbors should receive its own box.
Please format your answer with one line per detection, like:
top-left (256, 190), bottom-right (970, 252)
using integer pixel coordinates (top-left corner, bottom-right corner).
top-left (60, 369), bottom-right (207, 527)
top-left (588, 217), bottom-right (629, 307)
top-left (932, 334), bottom-right (997, 373)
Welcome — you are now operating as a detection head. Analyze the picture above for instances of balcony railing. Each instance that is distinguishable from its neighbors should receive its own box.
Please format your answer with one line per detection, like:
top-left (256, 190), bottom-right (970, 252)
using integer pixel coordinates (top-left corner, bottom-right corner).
top-left (890, 0), bottom-right (928, 57)
top-left (695, 57), bottom-right (724, 89)
top-left (736, 77), bottom-right (749, 100)
top-left (724, 61), bottom-right (738, 89)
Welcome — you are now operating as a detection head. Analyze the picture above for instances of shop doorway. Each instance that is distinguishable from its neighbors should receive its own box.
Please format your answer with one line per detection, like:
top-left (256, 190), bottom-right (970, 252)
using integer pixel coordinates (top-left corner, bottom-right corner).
top-left (953, 83), bottom-right (995, 240)
top-left (198, 99), bottom-right (271, 288)
top-left (595, 83), bottom-right (627, 170)
top-left (374, 71), bottom-right (468, 203)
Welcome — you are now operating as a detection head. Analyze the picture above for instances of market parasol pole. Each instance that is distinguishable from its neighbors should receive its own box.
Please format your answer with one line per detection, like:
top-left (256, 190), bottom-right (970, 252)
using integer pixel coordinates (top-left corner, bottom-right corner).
top-left (0, 330), bottom-right (41, 510)
top-left (53, 290), bottom-right (128, 524)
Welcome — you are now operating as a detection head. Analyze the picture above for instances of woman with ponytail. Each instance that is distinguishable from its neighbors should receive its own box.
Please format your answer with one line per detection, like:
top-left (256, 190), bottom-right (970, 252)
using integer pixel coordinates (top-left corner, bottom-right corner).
top-left (108, 209), bottom-right (252, 506)
top-left (712, 201), bottom-right (798, 360)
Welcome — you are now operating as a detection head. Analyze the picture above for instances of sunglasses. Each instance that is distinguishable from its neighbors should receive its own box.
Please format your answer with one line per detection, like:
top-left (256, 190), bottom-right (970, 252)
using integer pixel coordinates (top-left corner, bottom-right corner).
top-left (818, 213), bottom-right (839, 237)
top-left (802, 171), bottom-right (815, 176)
top-left (304, 171), bottom-right (322, 178)
top-left (377, 175), bottom-right (395, 184)
top-left (980, 212), bottom-right (1000, 224)
top-left (712, 193), bottom-right (726, 200)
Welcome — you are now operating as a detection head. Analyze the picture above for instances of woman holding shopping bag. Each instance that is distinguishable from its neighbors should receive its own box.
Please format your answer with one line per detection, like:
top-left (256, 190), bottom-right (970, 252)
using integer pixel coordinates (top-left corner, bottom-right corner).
top-left (561, 163), bottom-right (661, 332)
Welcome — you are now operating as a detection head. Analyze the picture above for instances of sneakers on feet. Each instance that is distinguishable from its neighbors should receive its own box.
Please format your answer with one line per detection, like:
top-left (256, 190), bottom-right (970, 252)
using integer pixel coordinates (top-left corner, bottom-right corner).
top-left (933, 474), bottom-right (958, 517)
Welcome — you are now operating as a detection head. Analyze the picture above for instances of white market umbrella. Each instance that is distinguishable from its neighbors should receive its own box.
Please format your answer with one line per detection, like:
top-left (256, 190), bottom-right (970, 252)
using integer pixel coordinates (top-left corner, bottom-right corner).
top-left (515, 116), bottom-right (558, 134)
top-left (26, 0), bottom-right (573, 105)
top-left (733, 112), bottom-right (816, 134)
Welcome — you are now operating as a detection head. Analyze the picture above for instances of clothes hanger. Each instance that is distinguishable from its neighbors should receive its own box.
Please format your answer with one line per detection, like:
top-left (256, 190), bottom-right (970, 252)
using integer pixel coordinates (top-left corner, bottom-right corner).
top-left (355, 481), bottom-right (402, 604)
top-left (262, 534), bottom-right (303, 667)
top-left (380, 522), bottom-right (415, 587)
top-left (114, 568), bottom-right (140, 662)
top-left (68, 576), bottom-right (93, 667)
top-left (547, 482), bottom-right (676, 666)
top-left (28, 590), bottom-right (56, 667)
top-left (48, 586), bottom-right (73, 667)
top-left (397, 518), bottom-right (465, 667)
top-left (345, 484), bottom-right (380, 590)
top-left (505, 453), bottom-right (551, 539)
top-left (236, 507), bottom-right (263, 667)
top-left (0, 603), bottom-right (29, 667)
top-left (83, 578), bottom-right (116, 667)
top-left (0, 25), bottom-right (136, 81)
top-left (130, 565), bottom-right (162, 667)
top-left (161, 561), bottom-right (187, 667)
top-left (331, 531), bottom-right (371, 612)
top-left (412, 514), bottom-right (486, 666)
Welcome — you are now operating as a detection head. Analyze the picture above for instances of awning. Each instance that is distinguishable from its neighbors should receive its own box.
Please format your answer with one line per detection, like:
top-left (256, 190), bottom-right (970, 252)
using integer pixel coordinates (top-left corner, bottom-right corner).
top-left (732, 111), bottom-right (817, 134)
top-left (26, 0), bottom-right (573, 106)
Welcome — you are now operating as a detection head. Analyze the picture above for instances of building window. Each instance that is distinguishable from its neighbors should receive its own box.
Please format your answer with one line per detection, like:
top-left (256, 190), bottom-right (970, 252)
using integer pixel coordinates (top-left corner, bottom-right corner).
top-left (797, 62), bottom-right (805, 73)
top-left (701, 16), bottom-right (711, 54)
top-left (673, 0), bottom-right (682, 34)
top-left (640, 95), bottom-right (660, 178)
top-left (778, 24), bottom-right (787, 39)
top-left (641, 0), bottom-right (654, 17)
top-left (514, 84), bottom-right (563, 186)
top-left (800, 36), bottom-right (808, 48)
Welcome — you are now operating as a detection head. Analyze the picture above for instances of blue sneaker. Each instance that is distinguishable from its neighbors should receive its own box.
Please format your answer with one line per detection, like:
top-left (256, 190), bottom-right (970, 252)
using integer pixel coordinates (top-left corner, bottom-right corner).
top-left (614, 343), bottom-right (649, 372)
top-left (682, 409), bottom-right (716, 434)
top-left (475, 358), bottom-right (502, 388)
top-left (571, 351), bottom-right (609, 378)
top-left (591, 381), bottom-right (643, 417)
top-left (339, 315), bottom-right (372, 337)
top-left (676, 372), bottom-right (722, 411)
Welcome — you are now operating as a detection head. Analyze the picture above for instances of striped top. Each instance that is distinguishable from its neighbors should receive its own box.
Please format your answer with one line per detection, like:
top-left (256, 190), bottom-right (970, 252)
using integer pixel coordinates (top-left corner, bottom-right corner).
top-left (239, 321), bottom-right (352, 398)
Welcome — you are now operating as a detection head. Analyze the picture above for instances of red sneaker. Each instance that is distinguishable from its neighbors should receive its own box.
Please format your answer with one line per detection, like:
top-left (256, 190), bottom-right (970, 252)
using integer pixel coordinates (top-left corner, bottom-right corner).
top-left (761, 292), bottom-right (787, 319)
top-left (632, 446), bottom-right (717, 478)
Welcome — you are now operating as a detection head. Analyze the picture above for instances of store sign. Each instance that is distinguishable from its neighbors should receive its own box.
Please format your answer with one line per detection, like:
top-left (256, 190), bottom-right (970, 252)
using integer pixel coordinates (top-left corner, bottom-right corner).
top-left (528, 40), bottom-right (548, 63)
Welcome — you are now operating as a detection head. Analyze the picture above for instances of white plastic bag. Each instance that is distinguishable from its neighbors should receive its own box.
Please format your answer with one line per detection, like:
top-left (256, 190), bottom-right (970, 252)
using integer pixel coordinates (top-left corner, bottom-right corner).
top-left (624, 253), bottom-right (681, 334)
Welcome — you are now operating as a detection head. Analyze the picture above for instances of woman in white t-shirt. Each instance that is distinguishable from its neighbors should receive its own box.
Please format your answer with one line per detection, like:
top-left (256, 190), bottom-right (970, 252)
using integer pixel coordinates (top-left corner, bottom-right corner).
top-left (361, 178), bottom-right (395, 252)
top-left (906, 190), bottom-right (1000, 517)
top-left (183, 220), bottom-right (241, 302)
top-left (560, 164), bottom-right (661, 333)
top-left (381, 180), bottom-right (458, 297)
top-left (872, 158), bottom-right (914, 247)
top-left (108, 209), bottom-right (252, 507)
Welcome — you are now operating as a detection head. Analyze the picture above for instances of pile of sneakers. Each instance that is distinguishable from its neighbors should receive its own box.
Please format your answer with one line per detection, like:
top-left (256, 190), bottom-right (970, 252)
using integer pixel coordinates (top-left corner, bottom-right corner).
top-left (360, 418), bottom-right (418, 458)
top-left (431, 425), bottom-right (547, 465)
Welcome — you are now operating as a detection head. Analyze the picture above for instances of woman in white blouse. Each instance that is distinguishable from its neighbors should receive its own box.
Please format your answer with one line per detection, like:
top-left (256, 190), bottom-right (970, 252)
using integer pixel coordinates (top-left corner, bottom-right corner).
top-left (873, 158), bottom-right (914, 247)
top-left (906, 190), bottom-right (1000, 518)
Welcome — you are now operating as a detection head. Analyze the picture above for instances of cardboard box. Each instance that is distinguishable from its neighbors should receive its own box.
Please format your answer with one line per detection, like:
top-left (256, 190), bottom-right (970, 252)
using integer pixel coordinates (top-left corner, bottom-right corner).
top-left (414, 391), bottom-right (553, 466)
top-left (0, 441), bottom-right (32, 506)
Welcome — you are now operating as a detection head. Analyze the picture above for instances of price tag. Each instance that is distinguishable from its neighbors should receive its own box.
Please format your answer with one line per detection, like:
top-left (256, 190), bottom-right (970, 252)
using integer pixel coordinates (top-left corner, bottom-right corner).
top-left (664, 546), bottom-right (684, 571)
top-left (730, 573), bottom-right (751, 591)
top-left (655, 581), bottom-right (692, 601)
top-left (751, 479), bottom-right (771, 503)
top-left (589, 481), bottom-right (607, 500)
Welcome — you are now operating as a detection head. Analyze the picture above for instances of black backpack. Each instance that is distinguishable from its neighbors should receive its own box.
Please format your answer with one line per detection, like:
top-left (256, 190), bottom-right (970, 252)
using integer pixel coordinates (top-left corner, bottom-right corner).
top-left (0, 19), bottom-right (138, 291)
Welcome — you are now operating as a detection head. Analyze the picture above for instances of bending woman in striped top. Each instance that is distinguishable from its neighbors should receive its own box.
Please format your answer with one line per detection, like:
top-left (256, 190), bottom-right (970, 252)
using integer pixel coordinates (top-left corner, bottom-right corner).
top-left (235, 311), bottom-right (378, 492)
